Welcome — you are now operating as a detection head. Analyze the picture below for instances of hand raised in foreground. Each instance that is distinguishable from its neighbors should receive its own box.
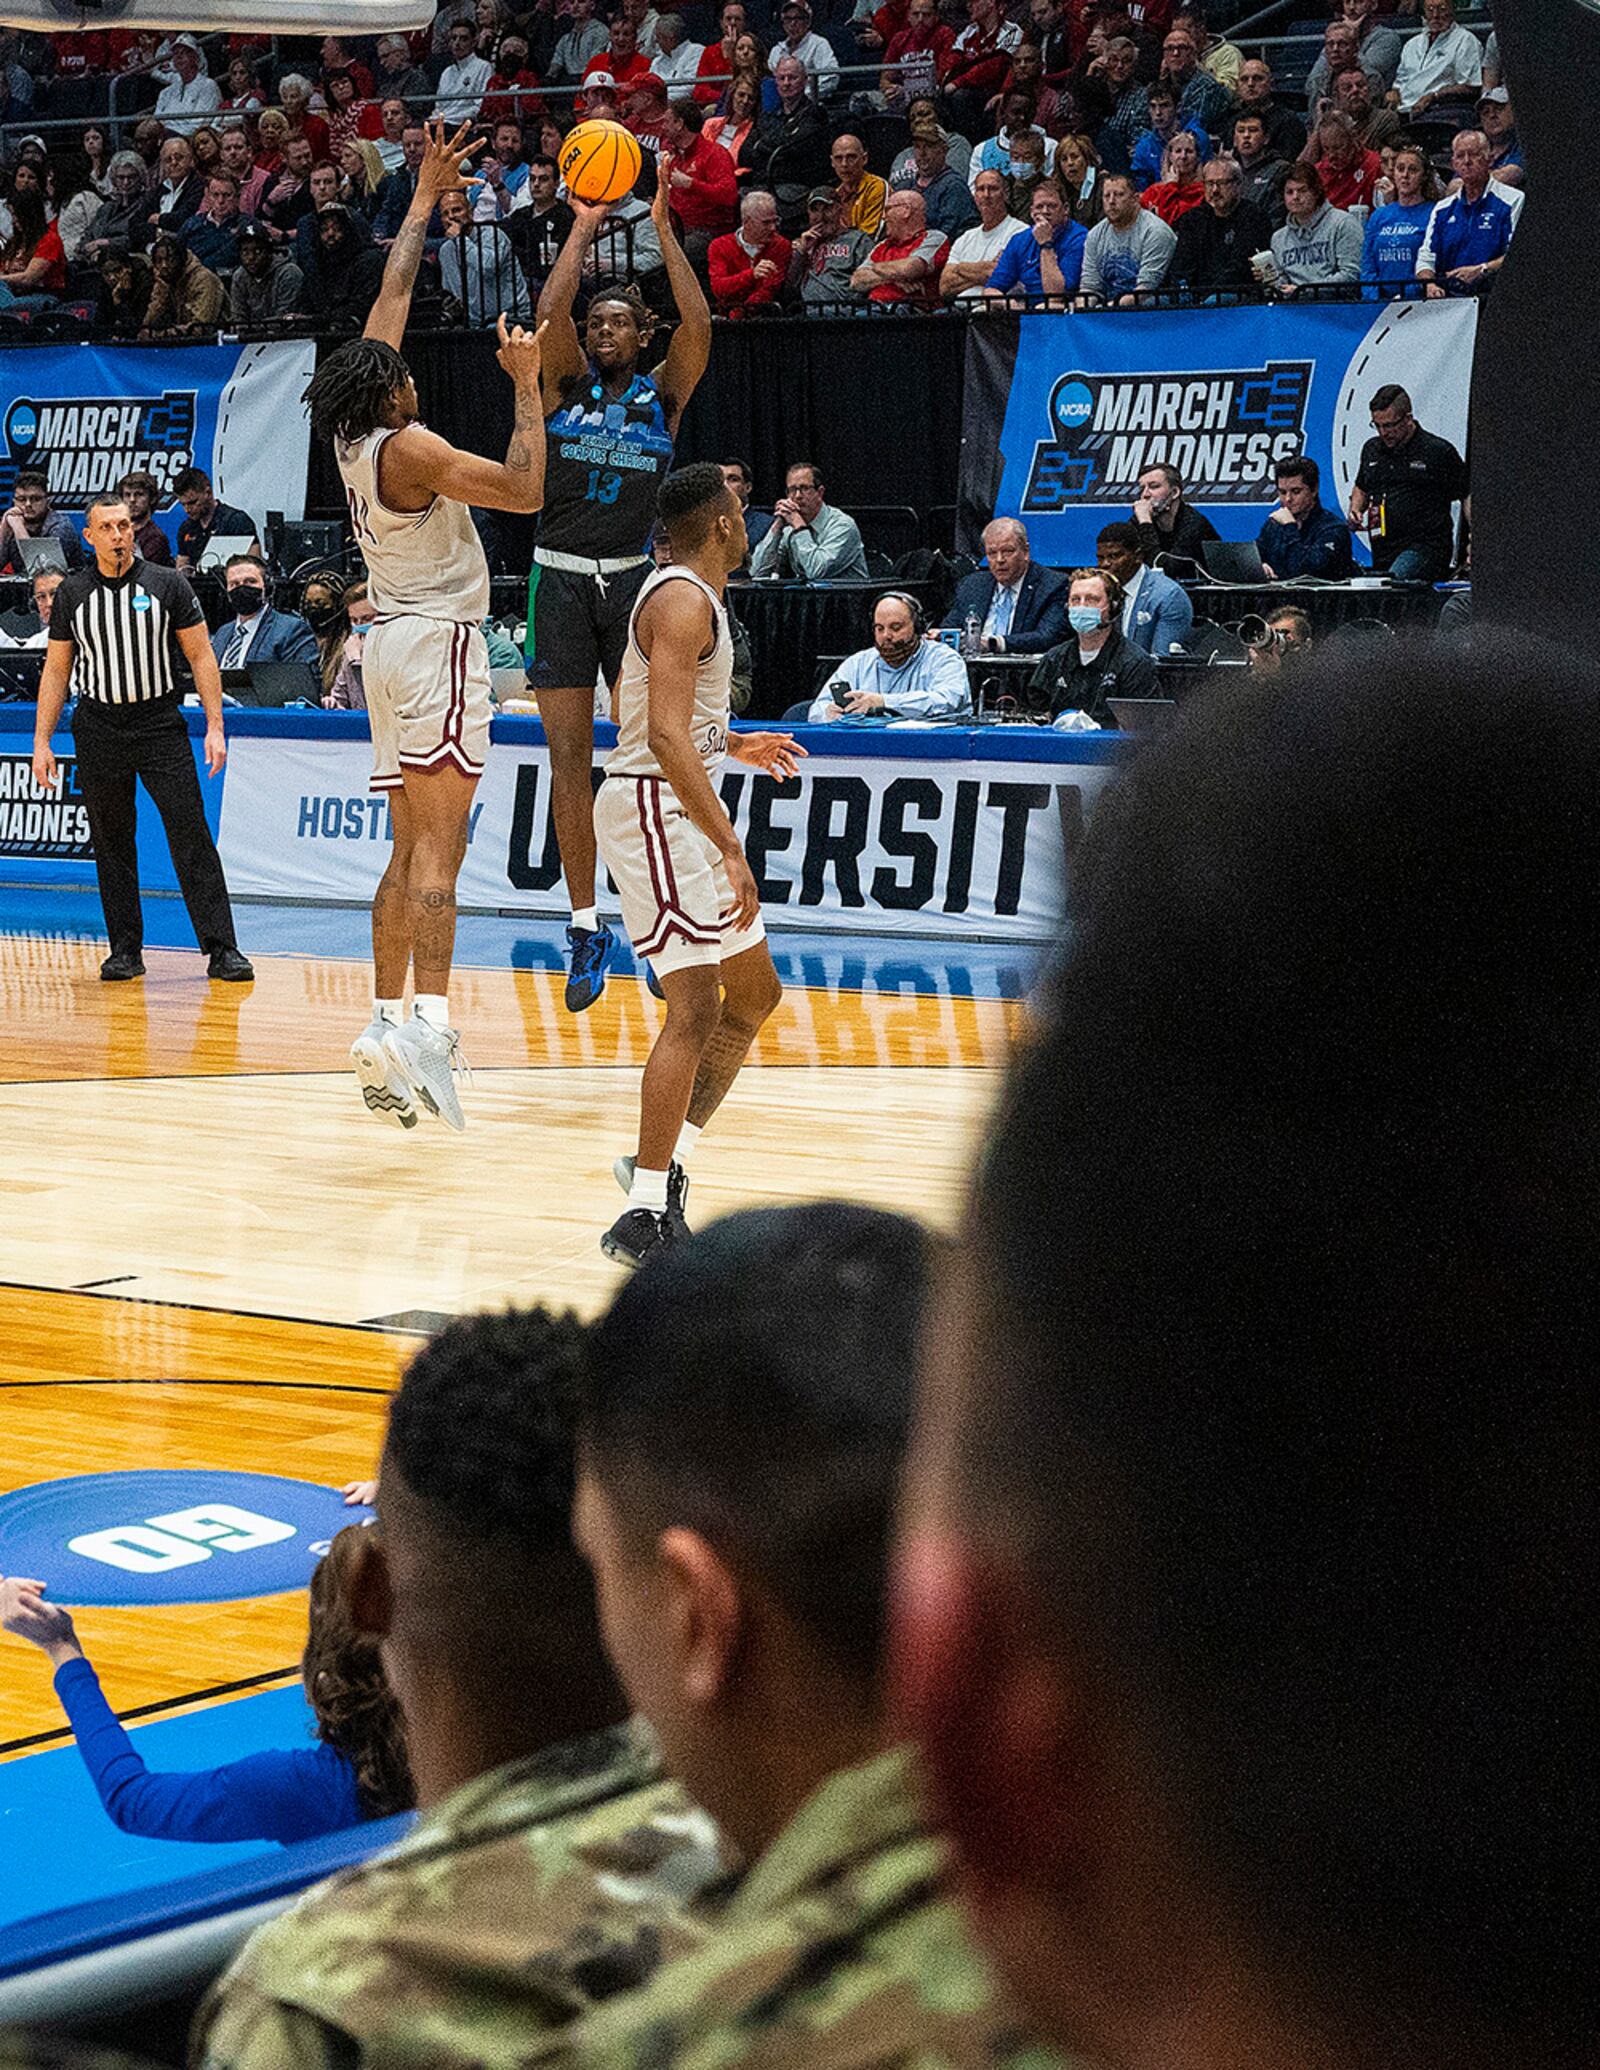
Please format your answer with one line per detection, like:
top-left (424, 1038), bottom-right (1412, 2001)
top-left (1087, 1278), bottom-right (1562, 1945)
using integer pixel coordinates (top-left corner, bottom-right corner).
top-left (496, 312), bottom-right (548, 383)
top-left (416, 116), bottom-right (485, 204)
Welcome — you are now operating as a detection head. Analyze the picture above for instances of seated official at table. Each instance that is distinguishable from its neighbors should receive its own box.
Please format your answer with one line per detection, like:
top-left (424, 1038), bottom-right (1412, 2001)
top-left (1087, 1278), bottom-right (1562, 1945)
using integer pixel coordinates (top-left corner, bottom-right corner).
top-left (942, 517), bottom-right (1069, 654)
top-left (807, 591), bottom-right (971, 721)
top-left (1257, 454), bottom-right (1355, 581)
top-left (748, 461), bottom-right (870, 582)
top-left (1027, 567), bottom-right (1158, 726)
top-left (209, 556), bottom-right (320, 669)
top-left (1097, 521), bottom-right (1194, 655)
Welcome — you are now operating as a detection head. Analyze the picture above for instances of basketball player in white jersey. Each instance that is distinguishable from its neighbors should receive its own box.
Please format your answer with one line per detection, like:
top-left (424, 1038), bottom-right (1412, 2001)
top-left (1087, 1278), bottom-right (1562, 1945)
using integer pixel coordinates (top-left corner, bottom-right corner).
top-left (303, 119), bottom-right (547, 1131)
top-left (595, 462), bottom-right (806, 1266)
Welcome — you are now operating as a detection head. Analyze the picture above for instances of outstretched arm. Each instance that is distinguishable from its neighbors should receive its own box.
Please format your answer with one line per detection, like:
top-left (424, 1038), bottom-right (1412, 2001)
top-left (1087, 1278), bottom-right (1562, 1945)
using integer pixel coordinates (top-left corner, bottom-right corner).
top-left (536, 198), bottom-right (609, 408)
top-left (382, 315), bottom-right (548, 514)
top-left (652, 154), bottom-right (711, 427)
top-left (365, 117), bottom-right (481, 350)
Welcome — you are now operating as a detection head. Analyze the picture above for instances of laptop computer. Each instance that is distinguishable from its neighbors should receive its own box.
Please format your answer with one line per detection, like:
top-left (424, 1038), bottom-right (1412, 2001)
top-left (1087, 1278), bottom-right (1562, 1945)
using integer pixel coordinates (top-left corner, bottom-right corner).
top-left (1106, 697), bottom-right (1179, 734)
top-left (1200, 538), bottom-right (1268, 585)
top-left (221, 661), bottom-right (323, 707)
top-left (0, 648), bottom-right (46, 699)
top-left (201, 534), bottom-right (258, 570)
top-left (14, 535), bottom-right (68, 576)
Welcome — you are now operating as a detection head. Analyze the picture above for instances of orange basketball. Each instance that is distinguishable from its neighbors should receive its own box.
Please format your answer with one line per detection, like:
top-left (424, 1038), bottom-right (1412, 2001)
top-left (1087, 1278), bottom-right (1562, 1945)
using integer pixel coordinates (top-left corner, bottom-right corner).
top-left (559, 119), bottom-right (644, 206)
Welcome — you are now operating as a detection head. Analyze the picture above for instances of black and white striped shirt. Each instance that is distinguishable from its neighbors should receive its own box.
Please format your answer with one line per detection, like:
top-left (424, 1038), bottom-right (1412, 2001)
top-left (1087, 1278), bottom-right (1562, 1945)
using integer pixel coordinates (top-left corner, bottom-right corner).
top-left (49, 558), bottom-right (205, 707)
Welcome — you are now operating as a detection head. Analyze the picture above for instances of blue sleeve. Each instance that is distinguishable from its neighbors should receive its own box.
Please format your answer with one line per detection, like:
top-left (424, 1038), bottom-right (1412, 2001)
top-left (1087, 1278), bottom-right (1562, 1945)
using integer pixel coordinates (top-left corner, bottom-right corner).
top-left (54, 1657), bottom-right (364, 1846)
top-left (940, 572), bottom-right (979, 631)
top-left (1361, 213), bottom-right (1381, 283)
top-left (1257, 515), bottom-right (1285, 568)
top-left (1130, 134), bottom-right (1158, 188)
top-left (1010, 569), bottom-right (1070, 655)
top-left (987, 233), bottom-right (1023, 292)
top-left (273, 612), bottom-right (321, 665)
top-left (1155, 581), bottom-right (1194, 653)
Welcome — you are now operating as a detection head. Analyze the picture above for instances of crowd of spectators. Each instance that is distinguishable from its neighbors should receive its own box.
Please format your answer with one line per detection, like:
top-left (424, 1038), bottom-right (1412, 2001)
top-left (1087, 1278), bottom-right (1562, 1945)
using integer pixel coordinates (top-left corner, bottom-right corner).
top-left (0, 0), bottom-right (1513, 335)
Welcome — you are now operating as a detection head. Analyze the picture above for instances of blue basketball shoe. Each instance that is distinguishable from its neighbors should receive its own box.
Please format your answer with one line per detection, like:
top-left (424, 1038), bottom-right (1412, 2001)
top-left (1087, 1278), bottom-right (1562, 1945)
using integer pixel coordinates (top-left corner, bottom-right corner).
top-left (565, 922), bottom-right (620, 1012)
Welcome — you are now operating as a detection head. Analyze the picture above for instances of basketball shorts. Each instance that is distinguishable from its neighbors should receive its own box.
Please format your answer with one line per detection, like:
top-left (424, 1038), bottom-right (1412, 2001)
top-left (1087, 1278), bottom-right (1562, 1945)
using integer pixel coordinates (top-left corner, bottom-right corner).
top-left (594, 774), bottom-right (766, 979)
top-left (364, 618), bottom-right (491, 789)
top-left (525, 559), bottom-right (652, 694)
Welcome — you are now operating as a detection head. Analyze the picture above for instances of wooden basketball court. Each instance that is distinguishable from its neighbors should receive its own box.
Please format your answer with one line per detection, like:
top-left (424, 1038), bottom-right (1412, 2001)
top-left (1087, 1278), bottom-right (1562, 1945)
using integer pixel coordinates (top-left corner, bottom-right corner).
top-left (0, 915), bottom-right (1019, 1752)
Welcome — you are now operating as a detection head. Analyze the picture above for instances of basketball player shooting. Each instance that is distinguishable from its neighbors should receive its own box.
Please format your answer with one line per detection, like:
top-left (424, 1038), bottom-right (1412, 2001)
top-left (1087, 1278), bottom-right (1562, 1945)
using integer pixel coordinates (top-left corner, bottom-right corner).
top-left (303, 119), bottom-right (547, 1133)
top-left (531, 151), bottom-right (711, 1016)
top-left (595, 462), bottom-right (805, 1268)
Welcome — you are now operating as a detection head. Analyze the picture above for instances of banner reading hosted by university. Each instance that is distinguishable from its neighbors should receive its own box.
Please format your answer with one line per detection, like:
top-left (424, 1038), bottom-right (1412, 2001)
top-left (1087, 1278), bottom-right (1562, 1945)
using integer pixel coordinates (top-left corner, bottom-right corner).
top-left (0, 338), bottom-right (315, 548)
top-left (961, 300), bottom-right (1478, 567)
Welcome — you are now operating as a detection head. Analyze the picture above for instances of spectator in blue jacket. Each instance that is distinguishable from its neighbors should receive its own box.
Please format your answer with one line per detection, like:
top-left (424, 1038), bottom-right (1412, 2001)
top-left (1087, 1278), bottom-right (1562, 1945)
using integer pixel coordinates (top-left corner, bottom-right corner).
top-left (1097, 521), bottom-right (1194, 656)
top-left (0, 1528), bottom-right (411, 1846)
top-left (1130, 82), bottom-right (1211, 191)
top-left (984, 184), bottom-right (1088, 304)
top-left (1361, 143), bottom-right (1438, 293)
top-left (371, 121), bottom-right (443, 244)
top-left (179, 168), bottom-right (243, 273)
top-left (942, 518), bottom-right (1070, 655)
top-left (1416, 129), bottom-right (1519, 296)
top-left (1258, 455), bottom-right (1355, 581)
top-left (211, 555), bottom-right (321, 668)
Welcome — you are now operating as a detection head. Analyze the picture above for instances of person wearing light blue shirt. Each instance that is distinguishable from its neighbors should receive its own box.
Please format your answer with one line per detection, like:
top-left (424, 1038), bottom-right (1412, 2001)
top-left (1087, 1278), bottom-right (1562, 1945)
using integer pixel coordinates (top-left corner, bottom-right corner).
top-left (808, 593), bottom-right (971, 721)
top-left (1361, 145), bottom-right (1436, 294)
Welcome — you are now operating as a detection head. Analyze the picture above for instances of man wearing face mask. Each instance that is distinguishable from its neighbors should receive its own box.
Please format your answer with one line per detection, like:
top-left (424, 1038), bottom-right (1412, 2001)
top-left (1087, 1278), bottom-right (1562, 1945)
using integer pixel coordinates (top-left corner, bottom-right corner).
top-left (1131, 459), bottom-right (1219, 567)
top-left (209, 556), bottom-right (319, 669)
top-left (806, 591), bottom-right (970, 721)
top-left (1027, 565), bottom-right (1157, 726)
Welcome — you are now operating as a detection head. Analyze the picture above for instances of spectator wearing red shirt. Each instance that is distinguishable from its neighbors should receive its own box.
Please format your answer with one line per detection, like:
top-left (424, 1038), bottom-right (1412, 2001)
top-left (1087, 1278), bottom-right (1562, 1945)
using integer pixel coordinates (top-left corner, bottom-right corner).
top-left (0, 186), bottom-right (66, 301)
top-left (857, 0), bottom-right (908, 54)
top-left (480, 33), bottom-right (545, 126)
top-left (1314, 111), bottom-right (1382, 211)
top-left (660, 99), bottom-right (738, 267)
top-left (694, 0), bottom-right (749, 103)
top-left (277, 74), bottom-right (332, 162)
top-left (584, 21), bottom-right (653, 104)
top-left (851, 186), bottom-right (949, 305)
top-left (945, 0), bottom-right (1022, 132)
top-left (882, 0), bottom-right (957, 113)
top-left (624, 72), bottom-right (676, 158)
top-left (318, 36), bottom-right (374, 99)
top-left (50, 31), bottom-right (116, 78)
top-left (1141, 129), bottom-right (1205, 222)
top-left (709, 189), bottom-right (792, 313)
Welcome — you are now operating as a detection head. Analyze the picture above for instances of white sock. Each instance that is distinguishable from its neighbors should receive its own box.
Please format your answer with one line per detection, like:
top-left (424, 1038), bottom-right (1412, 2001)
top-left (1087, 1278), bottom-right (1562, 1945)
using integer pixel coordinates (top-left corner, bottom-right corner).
top-left (629, 1165), bottom-right (670, 1214)
top-left (414, 993), bottom-right (450, 1030)
top-left (572, 906), bottom-right (600, 933)
top-left (374, 997), bottom-right (403, 1027)
top-left (673, 1121), bottom-right (703, 1165)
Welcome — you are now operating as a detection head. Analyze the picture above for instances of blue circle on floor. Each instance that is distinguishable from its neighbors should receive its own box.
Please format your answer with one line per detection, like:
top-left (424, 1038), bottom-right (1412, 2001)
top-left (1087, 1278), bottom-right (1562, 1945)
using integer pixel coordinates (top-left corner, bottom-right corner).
top-left (0, 1471), bottom-right (371, 1607)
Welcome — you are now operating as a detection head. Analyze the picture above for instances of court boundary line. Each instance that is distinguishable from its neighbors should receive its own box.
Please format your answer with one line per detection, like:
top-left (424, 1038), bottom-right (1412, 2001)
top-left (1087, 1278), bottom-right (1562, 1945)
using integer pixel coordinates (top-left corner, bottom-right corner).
top-left (0, 1375), bottom-right (396, 1395)
top-left (0, 1279), bottom-right (432, 1338)
top-left (0, 1666), bottom-right (301, 1757)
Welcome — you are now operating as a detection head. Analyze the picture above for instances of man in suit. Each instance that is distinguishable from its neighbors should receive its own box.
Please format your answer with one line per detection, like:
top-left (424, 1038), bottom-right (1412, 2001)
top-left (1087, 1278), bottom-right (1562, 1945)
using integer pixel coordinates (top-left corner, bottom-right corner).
top-left (1097, 520), bottom-right (1194, 655)
top-left (942, 518), bottom-right (1069, 655)
top-left (210, 556), bottom-right (319, 670)
top-left (372, 122), bottom-right (444, 245)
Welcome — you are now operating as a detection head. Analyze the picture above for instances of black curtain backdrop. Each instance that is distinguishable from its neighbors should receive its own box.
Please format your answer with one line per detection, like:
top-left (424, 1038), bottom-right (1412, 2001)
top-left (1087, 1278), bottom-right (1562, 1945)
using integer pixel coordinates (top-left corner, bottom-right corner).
top-left (306, 319), bottom-right (972, 535)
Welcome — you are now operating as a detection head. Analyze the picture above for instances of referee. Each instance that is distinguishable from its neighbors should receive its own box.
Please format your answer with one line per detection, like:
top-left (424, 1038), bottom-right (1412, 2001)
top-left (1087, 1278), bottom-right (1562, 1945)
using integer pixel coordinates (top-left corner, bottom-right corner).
top-left (31, 494), bottom-right (253, 983)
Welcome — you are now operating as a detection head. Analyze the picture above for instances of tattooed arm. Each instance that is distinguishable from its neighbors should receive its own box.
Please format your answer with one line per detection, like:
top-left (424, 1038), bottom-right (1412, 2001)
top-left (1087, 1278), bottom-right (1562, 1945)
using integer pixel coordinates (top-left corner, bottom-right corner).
top-left (381, 315), bottom-right (548, 514)
top-left (365, 116), bottom-right (480, 349)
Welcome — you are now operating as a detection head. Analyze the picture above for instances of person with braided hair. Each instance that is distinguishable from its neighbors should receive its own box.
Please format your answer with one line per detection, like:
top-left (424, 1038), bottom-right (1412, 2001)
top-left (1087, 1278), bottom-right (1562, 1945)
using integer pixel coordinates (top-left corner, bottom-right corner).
top-left (193, 1307), bottom-right (723, 2070)
top-left (0, 1528), bottom-right (411, 1846)
top-left (303, 116), bottom-right (548, 1136)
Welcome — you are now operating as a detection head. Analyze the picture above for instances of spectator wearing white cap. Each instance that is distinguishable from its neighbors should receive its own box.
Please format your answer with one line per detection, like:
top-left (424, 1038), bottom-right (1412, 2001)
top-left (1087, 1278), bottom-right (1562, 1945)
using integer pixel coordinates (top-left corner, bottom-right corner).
top-left (154, 38), bottom-right (223, 137)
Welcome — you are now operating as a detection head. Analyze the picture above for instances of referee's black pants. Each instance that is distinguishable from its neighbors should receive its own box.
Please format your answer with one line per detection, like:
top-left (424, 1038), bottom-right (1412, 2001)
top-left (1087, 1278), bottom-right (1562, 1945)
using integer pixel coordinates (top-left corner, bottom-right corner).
top-left (72, 698), bottom-right (239, 959)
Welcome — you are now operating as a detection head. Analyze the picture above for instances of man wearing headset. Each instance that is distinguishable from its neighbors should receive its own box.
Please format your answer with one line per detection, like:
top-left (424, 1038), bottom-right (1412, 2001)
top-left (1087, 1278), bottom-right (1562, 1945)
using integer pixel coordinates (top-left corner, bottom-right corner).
top-left (806, 591), bottom-right (970, 720)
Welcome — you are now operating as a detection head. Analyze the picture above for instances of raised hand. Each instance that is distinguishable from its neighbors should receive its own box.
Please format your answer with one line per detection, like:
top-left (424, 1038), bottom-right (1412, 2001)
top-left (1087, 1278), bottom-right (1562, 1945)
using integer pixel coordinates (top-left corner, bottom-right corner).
top-left (496, 312), bottom-right (548, 384)
top-left (417, 116), bottom-right (484, 203)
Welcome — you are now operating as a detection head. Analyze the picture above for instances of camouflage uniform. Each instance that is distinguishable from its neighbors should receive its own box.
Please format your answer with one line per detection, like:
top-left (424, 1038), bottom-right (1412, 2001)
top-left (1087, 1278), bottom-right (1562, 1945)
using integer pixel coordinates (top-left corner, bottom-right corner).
top-left (527, 1746), bottom-right (1082, 2070)
top-left (191, 1723), bottom-right (726, 2070)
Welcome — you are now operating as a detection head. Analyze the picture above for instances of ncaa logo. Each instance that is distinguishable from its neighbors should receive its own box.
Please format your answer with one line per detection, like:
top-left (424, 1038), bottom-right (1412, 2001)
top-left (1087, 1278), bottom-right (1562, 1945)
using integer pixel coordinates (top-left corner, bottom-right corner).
top-left (0, 1470), bottom-right (371, 1606)
top-left (6, 401), bottom-right (39, 450)
top-left (1050, 378), bottom-right (1095, 433)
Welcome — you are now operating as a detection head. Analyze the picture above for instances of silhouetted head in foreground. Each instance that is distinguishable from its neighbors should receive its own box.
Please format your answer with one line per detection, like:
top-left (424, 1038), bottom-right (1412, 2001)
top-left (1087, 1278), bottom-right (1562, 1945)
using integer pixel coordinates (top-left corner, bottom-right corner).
top-left (898, 637), bottom-right (1599, 2070)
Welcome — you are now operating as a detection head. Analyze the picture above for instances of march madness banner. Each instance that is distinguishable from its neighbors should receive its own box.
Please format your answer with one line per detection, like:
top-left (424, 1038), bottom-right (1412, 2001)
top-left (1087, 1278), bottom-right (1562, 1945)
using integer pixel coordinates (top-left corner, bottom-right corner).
top-left (0, 339), bottom-right (315, 549)
top-left (961, 300), bottom-right (1478, 566)
top-left (218, 732), bottom-right (1119, 941)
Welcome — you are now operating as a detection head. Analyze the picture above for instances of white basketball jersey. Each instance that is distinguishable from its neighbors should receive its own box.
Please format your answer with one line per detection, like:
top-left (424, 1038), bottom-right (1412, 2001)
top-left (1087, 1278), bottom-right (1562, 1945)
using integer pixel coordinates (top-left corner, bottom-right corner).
top-left (609, 568), bottom-right (733, 780)
top-left (336, 426), bottom-right (490, 623)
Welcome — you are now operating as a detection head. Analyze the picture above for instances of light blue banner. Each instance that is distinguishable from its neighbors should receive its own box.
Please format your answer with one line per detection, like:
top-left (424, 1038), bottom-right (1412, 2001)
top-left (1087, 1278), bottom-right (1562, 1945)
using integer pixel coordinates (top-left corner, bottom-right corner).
top-left (982, 300), bottom-right (1476, 566)
top-left (0, 338), bottom-right (314, 549)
